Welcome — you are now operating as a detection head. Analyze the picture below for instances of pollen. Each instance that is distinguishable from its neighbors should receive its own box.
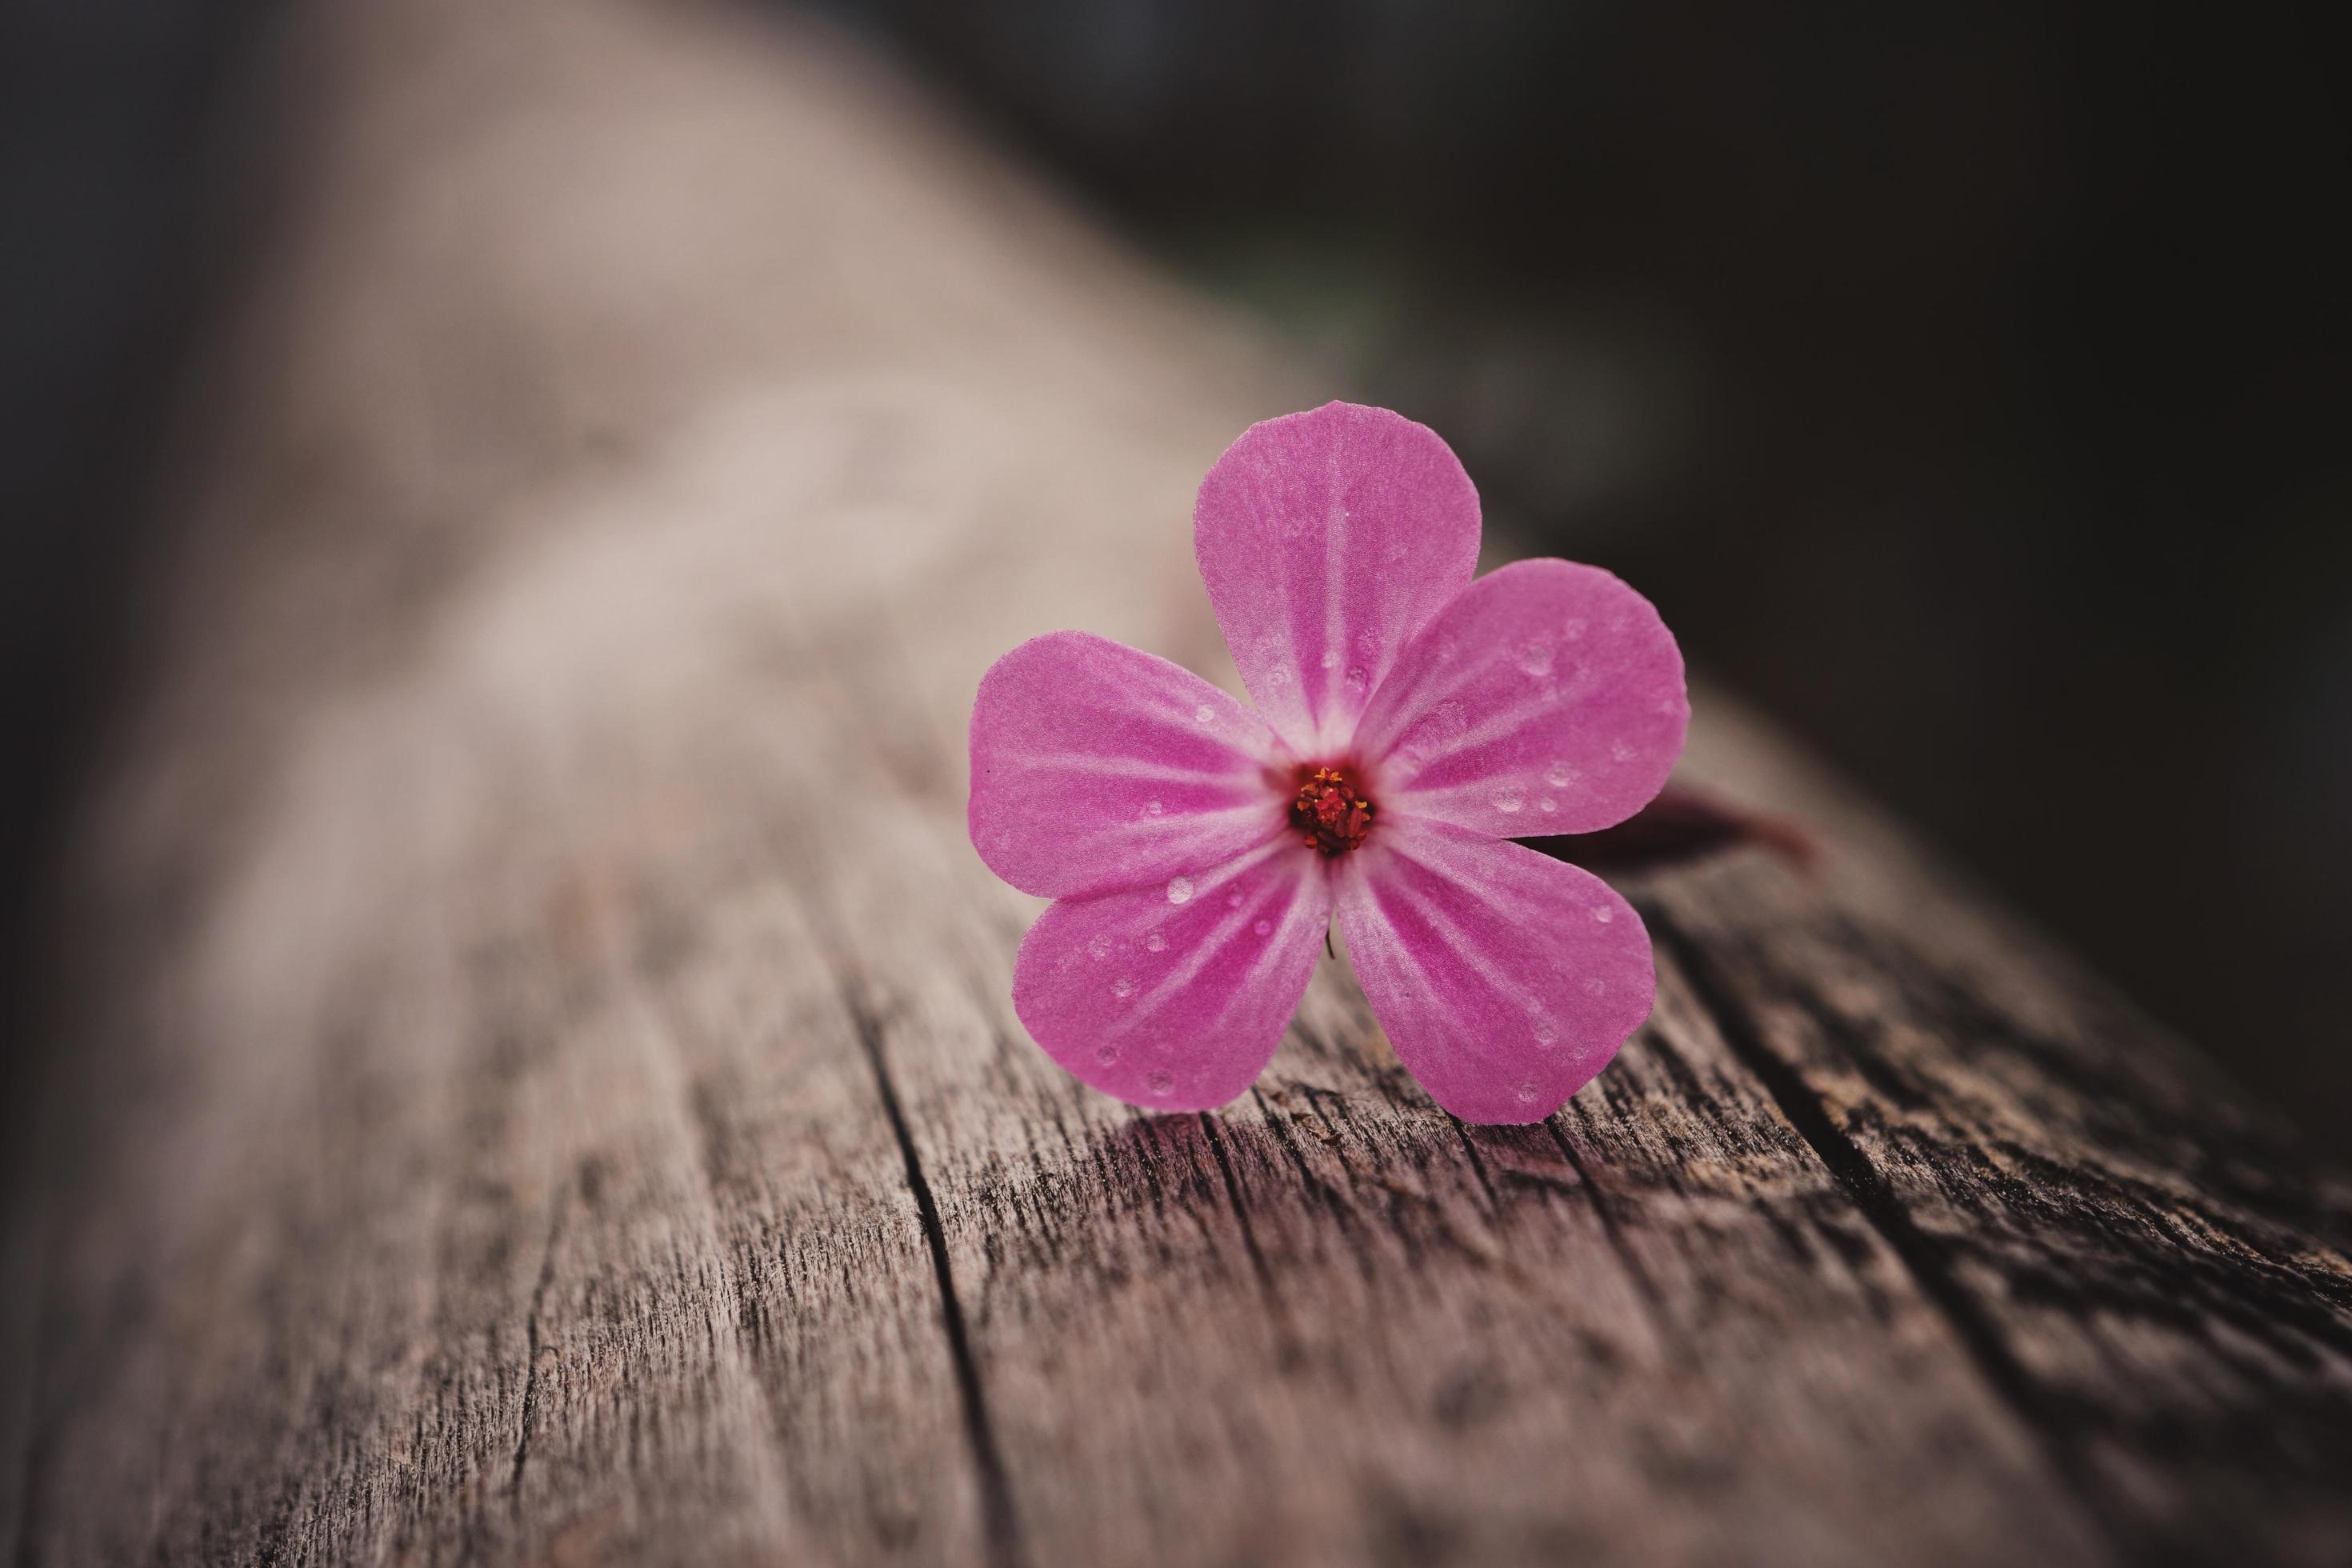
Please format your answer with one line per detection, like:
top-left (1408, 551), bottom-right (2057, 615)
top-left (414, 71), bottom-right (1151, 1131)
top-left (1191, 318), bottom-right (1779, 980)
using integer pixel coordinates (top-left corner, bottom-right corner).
top-left (1291, 766), bottom-right (1377, 855)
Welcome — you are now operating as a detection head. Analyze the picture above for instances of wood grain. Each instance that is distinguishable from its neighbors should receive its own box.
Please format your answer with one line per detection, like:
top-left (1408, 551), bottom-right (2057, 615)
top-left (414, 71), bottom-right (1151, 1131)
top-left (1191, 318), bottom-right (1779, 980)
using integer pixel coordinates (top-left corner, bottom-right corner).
top-left (6, 2), bottom-right (2348, 1564)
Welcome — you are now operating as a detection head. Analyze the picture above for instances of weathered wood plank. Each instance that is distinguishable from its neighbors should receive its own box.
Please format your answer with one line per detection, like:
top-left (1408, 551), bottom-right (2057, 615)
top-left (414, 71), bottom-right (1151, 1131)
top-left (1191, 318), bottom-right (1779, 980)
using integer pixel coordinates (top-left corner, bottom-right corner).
top-left (6, 2), bottom-right (2349, 1566)
top-left (1654, 713), bottom-right (2352, 1563)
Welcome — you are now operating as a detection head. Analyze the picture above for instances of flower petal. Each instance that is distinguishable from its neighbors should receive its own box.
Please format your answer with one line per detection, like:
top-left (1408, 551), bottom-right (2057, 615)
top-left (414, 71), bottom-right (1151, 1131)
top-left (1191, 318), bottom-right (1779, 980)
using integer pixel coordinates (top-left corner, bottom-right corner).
top-left (1336, 815), bottom-right (1654, 1123)
top-left (1353, 558), bottom-right (1687, 839)
top-left (1194, 402), bottom-right (1482, 756)
top-left (1013, 841), bottom-right (1334, 1111)
top-left (970, 631), bottom-right (1290, 899)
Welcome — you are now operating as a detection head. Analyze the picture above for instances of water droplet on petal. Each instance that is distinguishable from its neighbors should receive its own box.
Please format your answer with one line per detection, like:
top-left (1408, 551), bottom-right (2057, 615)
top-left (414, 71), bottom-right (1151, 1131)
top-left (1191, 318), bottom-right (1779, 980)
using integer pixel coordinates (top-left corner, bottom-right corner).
top-left (1146, 1069), bottom-right (1175, 1095)
top-left (1344, 666), bottom-right (1369, 694)
top-left (1492, 787), bottom-right (1525, 815)
top-left (1113, 976), bottom-right (1135, 998)
top-left (1610, 739), bottom-right (1635, 763)
top-left (1095, 1043), bottom-right (1119, 1065)
top-left (1166, 877), bottom-right (1194, 906)
top-left (1582, 977), bottom-right (1608, 997)
top-left (1591, 905), bottom-right (1614, 924)
top-left (1194, 704), bottom-right (1216, 725)
top-left (1145, 930), bottom-right (1166, 953)
top-left (1563, 618), bottom-right (1587, 641)
top-left (1514, 1081), bottom-right (1542, 1106)
top-left (1533, 1018), bottom-right (1560, 1047)
top-left (1547, 761), bottom-right (1578, 787)
top-left (1538, 797), bottom-right (1558, 814)
top-left (1088, 935), bottom-right (1111, 961)
top-left (1320, 650), bottom-right (1338, 669)
top-left (1254, 918), bottom-right (1273, 937)
top-left (1266, 667), bottom-right (1290, 689)
top-left (1516, 641), bottom-right (1554, 677)
top-left (1143, 798), bottom-right (1164, 817)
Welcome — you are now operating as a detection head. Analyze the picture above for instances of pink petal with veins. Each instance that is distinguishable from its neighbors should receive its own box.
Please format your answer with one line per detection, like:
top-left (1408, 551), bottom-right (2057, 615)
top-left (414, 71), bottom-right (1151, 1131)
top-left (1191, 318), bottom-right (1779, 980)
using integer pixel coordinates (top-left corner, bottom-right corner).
top-left (1354, 558), bottom-right (1687, 840)
top-left (970, 631), bottom-right (1290, 900)
top-left (1338, 814), bottom-right (1654, 1123)
top-left (1194, 402), bottom-right (1482, 757)
top-left (1013, 841), bottom-right (1334, 1112)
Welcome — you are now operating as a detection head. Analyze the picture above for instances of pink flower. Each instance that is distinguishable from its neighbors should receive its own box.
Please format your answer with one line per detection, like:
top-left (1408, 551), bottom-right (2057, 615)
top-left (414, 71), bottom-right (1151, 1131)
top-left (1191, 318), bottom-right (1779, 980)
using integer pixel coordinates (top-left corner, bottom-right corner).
top-left (970, 402), bottom-right (1689, 1124)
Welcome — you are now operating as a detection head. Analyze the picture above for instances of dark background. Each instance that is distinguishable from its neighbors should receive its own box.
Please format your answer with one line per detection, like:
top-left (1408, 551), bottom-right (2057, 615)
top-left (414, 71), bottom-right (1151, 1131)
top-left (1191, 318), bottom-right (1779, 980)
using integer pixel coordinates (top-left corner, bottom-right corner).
top-left (4, 1), bottom-right (2346, 1146)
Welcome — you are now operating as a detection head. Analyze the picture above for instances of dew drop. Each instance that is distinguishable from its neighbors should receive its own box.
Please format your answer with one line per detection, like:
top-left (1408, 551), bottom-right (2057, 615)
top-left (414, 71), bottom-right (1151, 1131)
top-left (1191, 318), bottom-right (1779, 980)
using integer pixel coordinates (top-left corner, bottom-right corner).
top-left (1514, 1081), bottom-right (1541, 1106)
top-left (1266, 667), bottom-right (1290, 689)
top-left (1492, 787), bottom-right (1526, 815)
top-left (1254, 918), bottom-right (1273, 937)
top-left (1344, 666), bottom-right (1370, 694)
top-left (1591, 905), bottom-right (1614, 924)
top-left (1226, 889), bottom-right (1245, 909)
top-left (1143, 798), bottom-right (1165, 817)
top-left (1610, 739), bottom-right (1635, 763)
top-left (1166, 877), bottom-right (1194, 906)
top-left (1538, 797), bottom-right (1558, 814)
top-left (1321, 650), bottom-right (1339, 670)
top-left (1095, 1043), bottom-right (1119, 1065)
top-left (1533, 1018), bottom-right (1560, 1047)
top-left (1516, 641), bottom-right (1554, 678)
top-left (1562, 618), bottom-right (1587, 641)
top-left (1145, 930), bottom-right (1167, 953)
top-left (1546, 761), bottom-right (1576, 788)
top-left (1088, 934), bottom-right (1111, 961)
top-left (1582, 977), bottom-right (1608, 998)
top-left (1113, 976), bottom-right (1135, 998)
top-left (1194, 704), bottom-right (1216, 725)
top-left (1146, 1069), bottom-right (1175, 1095)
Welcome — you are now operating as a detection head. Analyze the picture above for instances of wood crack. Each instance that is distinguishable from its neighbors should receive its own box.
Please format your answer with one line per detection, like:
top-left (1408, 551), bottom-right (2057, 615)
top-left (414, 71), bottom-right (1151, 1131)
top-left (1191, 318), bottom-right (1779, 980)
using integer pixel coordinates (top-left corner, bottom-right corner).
top-left (842, 980), bottom-right (1027, 1568)
top-left (1445, 1117), bottom-right (1503, 1216)
top-left (1643, 904), bottom-right (2137, 1558)
top-left (1198, 1113), bottom-right (1277, 1302)
top-left (509, 1185), bottom-right (569, 1500)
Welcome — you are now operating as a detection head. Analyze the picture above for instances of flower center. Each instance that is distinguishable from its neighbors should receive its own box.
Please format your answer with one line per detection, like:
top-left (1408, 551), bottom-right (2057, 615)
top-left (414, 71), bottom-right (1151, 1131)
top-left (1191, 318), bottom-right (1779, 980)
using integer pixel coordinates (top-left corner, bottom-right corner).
top-left (1290, 765), bottom-right (1377, 855)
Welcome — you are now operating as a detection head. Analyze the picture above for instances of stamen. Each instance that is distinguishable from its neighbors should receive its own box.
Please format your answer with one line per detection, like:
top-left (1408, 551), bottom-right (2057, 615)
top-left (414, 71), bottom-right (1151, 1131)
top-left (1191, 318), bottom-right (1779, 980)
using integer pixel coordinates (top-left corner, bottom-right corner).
top-left (1290, 766), bottom-right (1377, 855)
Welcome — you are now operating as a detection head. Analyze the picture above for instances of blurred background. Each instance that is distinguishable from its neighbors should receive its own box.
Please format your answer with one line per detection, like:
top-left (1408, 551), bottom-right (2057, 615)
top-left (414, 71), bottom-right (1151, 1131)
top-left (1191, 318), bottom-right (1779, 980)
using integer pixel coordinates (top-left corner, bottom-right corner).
top-left (3, 0), bottom-right (2346, 1146)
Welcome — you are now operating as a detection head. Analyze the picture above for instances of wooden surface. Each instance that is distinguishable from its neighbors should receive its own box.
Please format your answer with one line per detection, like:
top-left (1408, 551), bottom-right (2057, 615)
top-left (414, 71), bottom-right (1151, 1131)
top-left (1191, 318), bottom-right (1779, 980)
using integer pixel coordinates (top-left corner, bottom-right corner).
top-left (6, 2), bottom-right (2351, 1564)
